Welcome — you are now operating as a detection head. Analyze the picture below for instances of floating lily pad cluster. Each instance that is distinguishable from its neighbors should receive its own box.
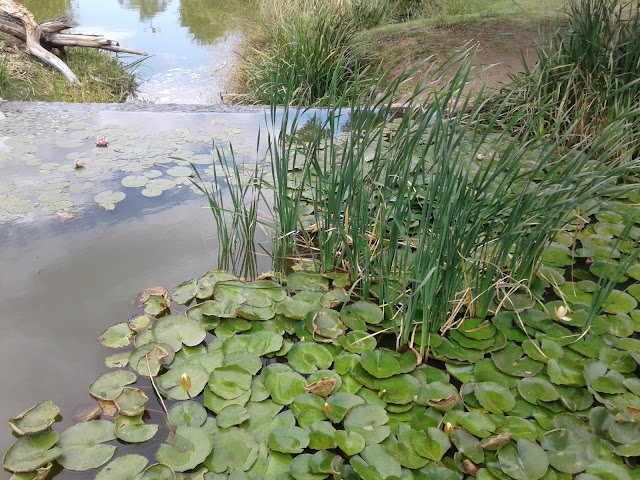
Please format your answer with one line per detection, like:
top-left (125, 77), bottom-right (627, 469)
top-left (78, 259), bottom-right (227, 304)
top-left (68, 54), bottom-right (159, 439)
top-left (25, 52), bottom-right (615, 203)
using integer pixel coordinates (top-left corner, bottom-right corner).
top-left (0, 110), bottom-right (257, 220)
top-left (5, 191), bottom-right (640, 480)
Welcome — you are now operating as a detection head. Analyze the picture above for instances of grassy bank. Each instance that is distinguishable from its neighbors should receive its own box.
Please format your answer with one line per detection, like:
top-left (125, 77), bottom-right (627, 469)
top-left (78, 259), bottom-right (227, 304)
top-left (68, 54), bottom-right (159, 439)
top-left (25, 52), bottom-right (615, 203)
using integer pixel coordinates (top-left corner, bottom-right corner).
top-left (0, 34), bottom-right (138, 102)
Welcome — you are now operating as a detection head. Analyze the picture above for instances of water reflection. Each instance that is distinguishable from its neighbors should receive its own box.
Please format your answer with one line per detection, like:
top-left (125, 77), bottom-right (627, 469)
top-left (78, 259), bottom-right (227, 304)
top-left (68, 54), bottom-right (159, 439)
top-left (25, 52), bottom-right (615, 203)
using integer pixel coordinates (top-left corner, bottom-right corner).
top-left (18, 0), bottom-right (74, 21)
top-left (179, 0), bottom-right (245, 44)
top-left (118, 0), bottom-right (170, 22)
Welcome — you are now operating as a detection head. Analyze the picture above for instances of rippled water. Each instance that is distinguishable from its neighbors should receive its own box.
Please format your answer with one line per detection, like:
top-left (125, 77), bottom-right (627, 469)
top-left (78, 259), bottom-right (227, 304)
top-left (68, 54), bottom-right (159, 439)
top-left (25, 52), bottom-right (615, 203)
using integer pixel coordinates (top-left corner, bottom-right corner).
top-left (19, 0), bottom-right (248, 103)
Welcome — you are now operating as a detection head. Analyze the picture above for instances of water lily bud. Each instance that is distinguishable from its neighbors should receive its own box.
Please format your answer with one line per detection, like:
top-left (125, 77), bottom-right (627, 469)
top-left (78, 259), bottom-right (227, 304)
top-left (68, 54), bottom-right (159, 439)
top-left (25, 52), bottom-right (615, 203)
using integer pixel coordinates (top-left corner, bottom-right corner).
top-left (554, 305), bottom-right (571, 322)
top-left (96, 136), bottom-right (108, 147)
top-left (324, 402), bottom-right (331, 416)
top-left (477, 153), bottom-right (485, 161)
top-left (444, 422), bottom-right (454, 436)
top-left (180, 373), bottom-right (191, 393)
top-left (378, 389), bottom-right (387, 398)
top-left (74, 160), bottom-right (84, 169)
top-left (586, 257), bottom-right (594, 265)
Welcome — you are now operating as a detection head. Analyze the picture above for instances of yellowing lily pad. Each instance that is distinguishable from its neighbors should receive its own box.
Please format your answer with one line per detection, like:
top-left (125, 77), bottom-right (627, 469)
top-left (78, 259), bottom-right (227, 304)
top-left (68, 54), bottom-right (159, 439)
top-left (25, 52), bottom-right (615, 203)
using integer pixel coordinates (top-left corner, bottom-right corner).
top-left (9, 401), bottom-right (60, 436)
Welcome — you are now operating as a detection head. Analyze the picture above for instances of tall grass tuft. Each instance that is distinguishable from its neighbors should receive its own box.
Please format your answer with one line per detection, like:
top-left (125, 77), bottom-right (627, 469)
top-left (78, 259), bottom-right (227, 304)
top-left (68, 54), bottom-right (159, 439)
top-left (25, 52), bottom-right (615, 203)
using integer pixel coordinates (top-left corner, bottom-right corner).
top-left (491, 0), bottom-right (640, 150)
top-left (236, 0), bottom-right (391, 105)
top-left (262, 52), bottom-right (639, 350)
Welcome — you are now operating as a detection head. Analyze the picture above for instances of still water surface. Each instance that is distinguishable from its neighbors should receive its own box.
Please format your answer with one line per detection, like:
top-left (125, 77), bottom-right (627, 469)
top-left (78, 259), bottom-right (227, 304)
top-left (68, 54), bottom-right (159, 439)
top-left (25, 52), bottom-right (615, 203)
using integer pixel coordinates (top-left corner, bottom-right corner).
top-left (20, 0), bottom-right (248, 103)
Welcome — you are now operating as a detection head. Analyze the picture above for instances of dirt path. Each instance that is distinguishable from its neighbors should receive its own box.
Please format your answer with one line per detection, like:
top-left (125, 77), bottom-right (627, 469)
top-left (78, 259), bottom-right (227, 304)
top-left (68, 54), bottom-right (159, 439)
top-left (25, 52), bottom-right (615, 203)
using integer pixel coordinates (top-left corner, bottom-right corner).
top-left (367, 17), bottom-right (561, 98)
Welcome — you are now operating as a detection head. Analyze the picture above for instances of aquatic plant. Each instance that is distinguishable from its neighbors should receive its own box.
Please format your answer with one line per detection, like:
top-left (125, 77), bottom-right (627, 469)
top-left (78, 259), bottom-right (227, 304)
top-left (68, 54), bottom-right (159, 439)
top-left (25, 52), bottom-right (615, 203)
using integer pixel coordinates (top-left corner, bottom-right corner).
top-left (4, 215), bottom-right (640, 478)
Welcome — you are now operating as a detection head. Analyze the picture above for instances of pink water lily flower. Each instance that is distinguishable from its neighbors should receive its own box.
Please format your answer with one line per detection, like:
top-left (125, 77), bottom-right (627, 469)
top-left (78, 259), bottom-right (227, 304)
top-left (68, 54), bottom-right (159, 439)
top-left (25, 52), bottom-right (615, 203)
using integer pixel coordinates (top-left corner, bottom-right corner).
top-left (96, 137), bottom-right (108, 147)
top-left (74, 160), bottom-right (84, 169)
top-left (477, 153), bottom-right (485, 161)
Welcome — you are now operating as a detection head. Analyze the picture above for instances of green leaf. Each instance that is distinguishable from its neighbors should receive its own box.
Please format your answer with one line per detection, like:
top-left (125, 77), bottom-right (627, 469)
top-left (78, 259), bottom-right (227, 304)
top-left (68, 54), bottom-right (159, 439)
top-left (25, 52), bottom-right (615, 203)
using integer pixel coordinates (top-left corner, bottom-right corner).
top-left (325, 392), bottom-right (365, 423)
top-left (287, 342), bottom-right (333, 374)
top-left (139, 464), bottom-right (175, 480)
top-left (99, 323), bottom-right (134, 348)
top-left (151, 314), bottom-right (206, 352)
top-left (217, 405), bottom-right (249, 428)
top-left (344, 405), bottom-right (390, 446)
top-left (517, 378), bottom-right (560, 405)
top-left (335, 430), bottom-right (366, 456)
top-left (168, 401), bottom-right (207, 428)
top-left (268, 426), bottom-right (310, 454)
top-left (209, 365), bottom-right (252, 400)
top-left (89, 370), bottom-right (137, 401)
top-left (474, 382), bottom-right (516, 414)
top-left (540, 429), bottom-right (587, 474)
top-left (156, 426), bottom-right (213, 473)
top-left (263, 366), bottom-right (307, 405)
top-left (114, 414), bottom-right (159, 443)
top-left (205, 429), bottom-right (258, 473)
top-left (158, 364), bottom-right (209, 400)
top-left (341, 301), bottom-right (384, 325)
top-left (95, 455), bottom-right (148, 480)
top-left (360, 349), bottom-right (401, 378)
top-left (57, 420), bottom-right (117, 471)
top-left (114, 388), bottom-right (148, 416)
top-left (351, 444), bottom-right (402, 479)
top-left (412, 427), bottom-right (451, 461)
top-left (498, 439), bottom-right (549, 480)
top-left (2, 430), bottom-right (62, 473)
top-left (9, 401), bottom-right (60, 436)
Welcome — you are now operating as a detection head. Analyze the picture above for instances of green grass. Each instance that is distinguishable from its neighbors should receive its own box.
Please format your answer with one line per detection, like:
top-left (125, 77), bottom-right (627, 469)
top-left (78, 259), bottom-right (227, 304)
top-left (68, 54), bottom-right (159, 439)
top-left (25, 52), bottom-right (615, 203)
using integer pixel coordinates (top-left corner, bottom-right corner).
top-left (0, 34), bottom-right (139, 102)
top-left (489, 0), bottom-right (640, 150)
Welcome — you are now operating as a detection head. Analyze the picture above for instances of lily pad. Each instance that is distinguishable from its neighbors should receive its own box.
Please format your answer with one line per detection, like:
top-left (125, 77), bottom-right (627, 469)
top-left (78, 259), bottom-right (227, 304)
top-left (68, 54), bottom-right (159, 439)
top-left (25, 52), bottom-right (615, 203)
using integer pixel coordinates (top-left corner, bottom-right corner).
top-left (2, 430), bottom-right (62, 473)
top-left (89, 370), bottom-right (137, 401)
top-left (114, 388), bottom-right (148, 416)
top-left (139, 464), bottom-right (175, 480)
top-left (498, 438), bottom-right (549, 480)
top-left (341, 301), bottom-right (384, 325)
top-left (217, 405), bottom-right (249, 428)
top-left (268, 426), bottom-right (310, 454)
top-left (517, 378), bottom-right (560, 405)
top-left (9, 401), bottom-right (60, 436)
top-left (152, 315), bottom-right (206, 352)
top-left (288, 342), bottom-right (333, 374)
top-left (344, 405), bottom-right (390, 446)
top-left (335, 430), bottom-right (366, 456)
top-left (209, 365), bottom-right (252, 400)
top-left (95, 454), bottom-right (149, 480)
top-left (263, 366), bottom-right (307, 405)
top-left (205, 429), bottom-right (258, 473)
top-left (360, 349), bottom-right (401, 378)
top-left (474, 381), bottom-right (516, 413)
top-left (158, 364), bottom-right (208, 400)
top-left (57, 420), bottom-right (117, 471)
top-left (114, 414), bottom-right (159, 443)
top-left (156, 426), bottom-right (213, 473)
top-left (540, 429), bottom-right (587, 474)
top-left (168, 401), bottom-right (207, 428)
top-left (94, 190), bottom-right (126, 210)
top-left (98, 323), bottom-right (134, 348)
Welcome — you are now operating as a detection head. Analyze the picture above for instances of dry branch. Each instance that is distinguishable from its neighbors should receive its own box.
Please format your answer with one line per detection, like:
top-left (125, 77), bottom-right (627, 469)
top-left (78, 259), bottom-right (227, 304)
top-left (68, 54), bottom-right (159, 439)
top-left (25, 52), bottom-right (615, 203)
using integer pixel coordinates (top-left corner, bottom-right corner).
top-left (0, 0), bottom-right (147, 84)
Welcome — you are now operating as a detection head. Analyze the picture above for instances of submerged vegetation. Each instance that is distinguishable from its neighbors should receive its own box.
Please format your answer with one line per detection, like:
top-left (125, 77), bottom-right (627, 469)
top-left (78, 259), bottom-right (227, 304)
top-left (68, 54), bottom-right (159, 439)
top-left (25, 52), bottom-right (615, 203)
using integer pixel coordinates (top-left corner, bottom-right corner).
top-left (0, 34), bottom-right (139, 102)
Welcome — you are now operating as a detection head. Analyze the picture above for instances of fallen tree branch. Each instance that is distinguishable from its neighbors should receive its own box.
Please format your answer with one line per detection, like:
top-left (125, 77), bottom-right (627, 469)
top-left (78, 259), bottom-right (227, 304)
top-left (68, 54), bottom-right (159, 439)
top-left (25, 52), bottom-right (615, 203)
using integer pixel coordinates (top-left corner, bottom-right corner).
top-left (0, 0), bottom-right (147, 85)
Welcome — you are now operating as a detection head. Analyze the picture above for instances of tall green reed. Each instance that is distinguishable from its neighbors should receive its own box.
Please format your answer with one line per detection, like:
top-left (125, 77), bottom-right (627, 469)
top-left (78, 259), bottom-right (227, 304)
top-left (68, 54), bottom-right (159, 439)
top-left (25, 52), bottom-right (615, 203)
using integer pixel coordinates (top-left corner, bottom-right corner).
top-left (263, 51), bottom-right (639, 351)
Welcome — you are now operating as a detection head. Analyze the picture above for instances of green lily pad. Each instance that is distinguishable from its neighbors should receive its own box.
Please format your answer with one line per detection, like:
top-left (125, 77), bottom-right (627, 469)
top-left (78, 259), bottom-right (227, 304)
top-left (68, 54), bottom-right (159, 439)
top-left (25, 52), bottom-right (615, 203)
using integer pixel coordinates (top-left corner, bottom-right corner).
top-left (114, 414), bottom-right (159, 443)
top-left (360, 349), bottom-right (401, 378)
top-left (583, 361), bottom-right (626, 394)
top-left (459, 411), bottom-right (498, 438)
top-left (139, 464), bottom-right (175, 480)
top-left (451, 427), bottom-right (484, 464)
top-left (89, 370), bottom-right (137, 401)
top-left (603, 290), bottom-right (637, 314)
top-left (344, 405), bottom-right (390, 446)
top-left (168, 401), bottom-right (207, 427)
top-left (289, 453), bottom-right (326, 480)
top-left (338, 330), bottom-right (377, 353)
top-left (209, 365), bottom-right (252, 400)
top-left (95, 454), bottom-right (149, 480)
top-left (374, 374), bottom-right (421, 404)
top-left (287, 272), bottom-right (329, 291)
top-left (172, 279), bottom-right (198, 305)
top-left (288, 342), bottom-right (333, 374)
top-left (156, 426), bottom-right (213, 473)
top-left (492, 344), bottom-right (544, 377)
top-left (268, 426), bottom-right (310, 454)
top-left (57, 420), bottom-right (117, 471)
top-left (335, 430), bottom-right (366, 456)
top-left (474, 381), bottom-right (516, 413)
top-left (129, 343), bottom-right (174, 377)
top-left (307, 309), bottom-right (346, 339)
top-left (128, 315), bottom-right (151, 332)
top-left (2, 430), bottom-right (62, 473)
top-left (540, 429), bottom-right (587, 474)
top-left (351, 444), bottom-right (402, 479)
top-left (222, 331), bottom-right (283, 356)
top-left (9, 401), bottom-right (60, 436)
top-left (263, 365), bottom-right (307, 405)
top-left (94, 190), bottom-right (126, 210)
top-left (542, 243), bottom-right (575, 267)
top-left (325, 392), bottom-right (365, 423)
top-left (99, 323), bottom-right (134, 349)
top-left (307, 421), bottom-right (336, 450)
top-left (114, 388), bottom-right (148, 416)
top-left (151, 315), bottom-right (206, 352)
top-left (205, 429), bottom-right (258, 473)
top-left (217, 405), bottom-right (249, 428)
top-left (498, 438), bottom-right (549, 480)
top-left (204, 388), bottom-right (251, 414)
top-left (158, 364), bottom-right (208, 400)
top-left (341, 301), bottom-right (384, 326)
top-left (412, 427), bottom-right (452, 461)
top-left (517, 378), bottom-right (560, 405)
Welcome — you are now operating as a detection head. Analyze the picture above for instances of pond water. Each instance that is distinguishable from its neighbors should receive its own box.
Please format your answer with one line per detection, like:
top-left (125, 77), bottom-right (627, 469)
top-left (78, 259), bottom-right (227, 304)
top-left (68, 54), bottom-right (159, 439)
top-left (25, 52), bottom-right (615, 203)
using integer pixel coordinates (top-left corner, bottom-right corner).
top-left (19, 0), bottom-right (249, 103)
top-left (0, 102), bottom-right (275, 474)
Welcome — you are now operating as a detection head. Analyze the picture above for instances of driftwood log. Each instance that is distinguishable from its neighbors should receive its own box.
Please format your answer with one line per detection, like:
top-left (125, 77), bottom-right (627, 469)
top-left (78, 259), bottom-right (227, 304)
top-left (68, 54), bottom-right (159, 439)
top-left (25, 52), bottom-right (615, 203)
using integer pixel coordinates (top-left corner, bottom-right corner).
top-left (0, 0), bottom-right (147, 84)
